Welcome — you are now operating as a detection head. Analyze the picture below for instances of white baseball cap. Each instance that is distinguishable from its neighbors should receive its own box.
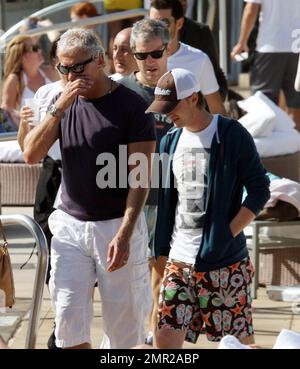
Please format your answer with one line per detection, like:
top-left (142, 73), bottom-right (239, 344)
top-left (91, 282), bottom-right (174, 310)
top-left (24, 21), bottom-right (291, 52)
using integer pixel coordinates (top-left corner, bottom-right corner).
top-left (145, 68), bottom-right (200, 114)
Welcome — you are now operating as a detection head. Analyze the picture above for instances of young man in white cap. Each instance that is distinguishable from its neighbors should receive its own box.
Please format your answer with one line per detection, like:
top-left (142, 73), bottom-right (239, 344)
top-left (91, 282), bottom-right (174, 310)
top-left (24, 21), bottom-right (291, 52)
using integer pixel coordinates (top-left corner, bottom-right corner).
top-left (146, 68), bottom-right (270, 348)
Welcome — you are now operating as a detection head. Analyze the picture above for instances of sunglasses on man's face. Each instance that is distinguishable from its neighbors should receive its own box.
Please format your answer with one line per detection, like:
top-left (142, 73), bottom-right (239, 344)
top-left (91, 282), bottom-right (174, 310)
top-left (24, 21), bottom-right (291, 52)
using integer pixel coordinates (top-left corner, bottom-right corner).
top-left (133, 45), bottom-right (167, 61)
top-left (26, 44), bottom-right (41, 53)
top-left (56, 56), bottom-right (94, 75)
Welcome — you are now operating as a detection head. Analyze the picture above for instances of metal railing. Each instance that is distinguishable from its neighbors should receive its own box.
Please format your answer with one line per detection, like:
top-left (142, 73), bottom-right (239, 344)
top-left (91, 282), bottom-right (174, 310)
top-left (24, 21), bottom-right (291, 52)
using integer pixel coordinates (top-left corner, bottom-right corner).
top-left (0, 0), bottom-right (237, 91)
top-left (0, 5), bottom-right (147, 94)
top-left (0, 6), bottom-right (147, 45)
top-left (0, 132), bottom-right (17, 142)
top-left (0, 214), bottom-right (48, 349)
top-left (0, 0), bottom-right (102, 42)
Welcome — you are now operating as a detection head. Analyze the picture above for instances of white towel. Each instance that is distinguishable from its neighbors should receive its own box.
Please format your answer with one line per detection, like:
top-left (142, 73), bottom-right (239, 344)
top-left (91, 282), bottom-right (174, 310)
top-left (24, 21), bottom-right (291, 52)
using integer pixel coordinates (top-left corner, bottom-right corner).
top-left (273, 329), bottom-right (300, 349)
top-left (218, 335), bottom-right (252, 349)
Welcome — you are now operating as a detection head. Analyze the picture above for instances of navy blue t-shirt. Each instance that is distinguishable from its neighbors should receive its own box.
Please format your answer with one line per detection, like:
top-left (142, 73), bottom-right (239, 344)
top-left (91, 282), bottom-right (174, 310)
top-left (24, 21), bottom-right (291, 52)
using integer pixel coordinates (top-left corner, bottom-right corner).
top-left (58, 84), bottom-right (156, 221)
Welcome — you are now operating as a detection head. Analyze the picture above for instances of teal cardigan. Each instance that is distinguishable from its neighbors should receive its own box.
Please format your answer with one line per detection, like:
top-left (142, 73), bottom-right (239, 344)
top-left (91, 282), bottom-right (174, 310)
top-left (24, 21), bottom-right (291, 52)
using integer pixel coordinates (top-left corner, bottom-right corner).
top-left (154, 116), bottom-right (270, 272)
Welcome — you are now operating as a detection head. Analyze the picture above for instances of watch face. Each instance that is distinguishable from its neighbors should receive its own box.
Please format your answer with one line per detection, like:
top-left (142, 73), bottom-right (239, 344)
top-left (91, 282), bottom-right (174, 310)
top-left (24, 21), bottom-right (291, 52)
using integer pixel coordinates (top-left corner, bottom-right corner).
top-left (49, 105), bottom-right (56, 114)
top-left (48, 104), bottom-right (64, 118)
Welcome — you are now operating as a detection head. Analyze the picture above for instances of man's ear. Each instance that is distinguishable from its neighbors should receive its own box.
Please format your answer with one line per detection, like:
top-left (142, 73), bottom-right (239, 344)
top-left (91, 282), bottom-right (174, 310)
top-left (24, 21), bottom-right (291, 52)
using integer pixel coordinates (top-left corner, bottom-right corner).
top-left (191, 92), bottom-right (198, 106)
top-left (176, 17), bottom-right (184, 32)
top-left (97, 53), bottom-right (105, 67)
top-left (166, 43), bottom-right (171, 56)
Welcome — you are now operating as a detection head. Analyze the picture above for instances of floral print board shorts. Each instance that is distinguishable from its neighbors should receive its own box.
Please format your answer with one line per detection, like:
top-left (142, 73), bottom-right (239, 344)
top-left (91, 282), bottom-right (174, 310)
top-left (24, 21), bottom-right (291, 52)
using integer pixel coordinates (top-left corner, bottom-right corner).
top-left (157, 257), bottom-right (255, 343)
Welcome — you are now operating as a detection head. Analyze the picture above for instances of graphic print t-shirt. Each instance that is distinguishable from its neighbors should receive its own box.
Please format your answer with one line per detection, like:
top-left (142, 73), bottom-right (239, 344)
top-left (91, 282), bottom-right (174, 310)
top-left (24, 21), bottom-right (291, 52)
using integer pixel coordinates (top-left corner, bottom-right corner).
top-left (169, 115), bottom-right (218, 264)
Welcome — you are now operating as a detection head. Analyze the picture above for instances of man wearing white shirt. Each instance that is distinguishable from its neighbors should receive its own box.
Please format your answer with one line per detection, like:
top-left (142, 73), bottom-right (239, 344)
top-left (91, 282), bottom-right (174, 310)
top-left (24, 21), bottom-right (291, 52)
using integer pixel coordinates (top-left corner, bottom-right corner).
top-left (111, 27), bottom-right (138, 81)
top-left (231, 0), bottom-right (300, 131)
top-left (149, 0), bottom-right (227, 116)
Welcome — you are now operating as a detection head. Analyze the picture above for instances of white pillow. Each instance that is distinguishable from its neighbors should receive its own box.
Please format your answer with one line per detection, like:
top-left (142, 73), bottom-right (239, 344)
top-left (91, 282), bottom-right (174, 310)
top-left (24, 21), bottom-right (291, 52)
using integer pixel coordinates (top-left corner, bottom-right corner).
top-left (273, 329), bottom-right (300, 349)
top-left (0, 140), bottom-right (25, 162)
top-left (239, 91), bottom-right (295, 132)
top-left (238, 95), bottom-right (276, 137)
top-left (253, 130), bottom-right (300, 157)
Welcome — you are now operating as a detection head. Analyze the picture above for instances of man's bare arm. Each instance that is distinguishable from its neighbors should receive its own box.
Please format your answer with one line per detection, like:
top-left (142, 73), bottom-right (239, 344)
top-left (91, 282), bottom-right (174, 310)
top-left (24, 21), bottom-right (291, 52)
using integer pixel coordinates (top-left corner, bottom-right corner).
top-left (107, 140), bottom-right (156, 272)
top-left (230, 206), bottom-right (256, 237)
top-left (205, 91), bottom-right (228, 116)
top-left (231, 3), bottom-right (260, 59)
top-left (22, 113), bottom-right (61, 164)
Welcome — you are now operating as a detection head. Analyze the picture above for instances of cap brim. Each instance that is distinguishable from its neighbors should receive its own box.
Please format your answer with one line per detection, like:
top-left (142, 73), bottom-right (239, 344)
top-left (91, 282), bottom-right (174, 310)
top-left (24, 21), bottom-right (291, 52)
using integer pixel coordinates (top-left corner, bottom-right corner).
top-left (145, 100), bottom-right (179, 115)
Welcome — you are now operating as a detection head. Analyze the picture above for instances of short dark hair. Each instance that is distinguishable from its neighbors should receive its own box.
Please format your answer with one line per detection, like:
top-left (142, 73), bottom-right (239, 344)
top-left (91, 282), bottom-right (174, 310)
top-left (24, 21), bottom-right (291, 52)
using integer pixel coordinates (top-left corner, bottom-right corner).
top-left (150, 0), bottom-right (184, 20)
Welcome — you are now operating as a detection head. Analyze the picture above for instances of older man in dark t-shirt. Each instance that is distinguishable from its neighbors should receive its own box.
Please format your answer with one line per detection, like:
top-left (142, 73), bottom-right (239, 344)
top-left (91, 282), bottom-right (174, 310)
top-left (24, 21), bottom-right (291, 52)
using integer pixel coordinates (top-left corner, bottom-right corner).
top-left (21, 29), bottom-right (156, 349)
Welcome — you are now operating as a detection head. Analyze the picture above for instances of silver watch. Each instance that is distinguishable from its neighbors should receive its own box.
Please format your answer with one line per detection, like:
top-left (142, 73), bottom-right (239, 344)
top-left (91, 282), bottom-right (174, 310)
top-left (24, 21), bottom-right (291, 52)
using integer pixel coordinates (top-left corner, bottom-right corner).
top-left (48, 104), bottom-right (65, 118)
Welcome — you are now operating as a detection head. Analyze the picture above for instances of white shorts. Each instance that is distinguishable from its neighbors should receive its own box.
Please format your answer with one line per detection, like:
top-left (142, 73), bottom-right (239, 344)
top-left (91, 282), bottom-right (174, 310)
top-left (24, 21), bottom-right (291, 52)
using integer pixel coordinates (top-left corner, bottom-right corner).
top-left (48, 209), bottom-right (152, 348)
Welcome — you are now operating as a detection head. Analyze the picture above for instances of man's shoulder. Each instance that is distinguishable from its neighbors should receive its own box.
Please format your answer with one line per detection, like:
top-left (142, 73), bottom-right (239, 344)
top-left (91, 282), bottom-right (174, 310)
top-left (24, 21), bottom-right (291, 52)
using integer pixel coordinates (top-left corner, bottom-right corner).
top-left (119, 73), bottom-right (138, 90)
top-left (110, 73), bottom-right (123, 81)
top-left (219, 116), bottom-right (253, 143)
top-left (183, 17), bottom-right (210, 33)
top-left (177, 42), bottom-right (209, 60)
top-left (160, 128), bottom-right (182, 152)
top-left (119, 74), bottom-right (154, 102)
top-left (114, 82), bottom-right (150, 111)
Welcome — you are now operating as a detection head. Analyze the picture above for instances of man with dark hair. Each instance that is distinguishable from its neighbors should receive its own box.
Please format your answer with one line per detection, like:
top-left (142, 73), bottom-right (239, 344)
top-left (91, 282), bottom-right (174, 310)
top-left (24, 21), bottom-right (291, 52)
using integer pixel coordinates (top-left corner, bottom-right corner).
top-left (146, 68), bottom-right (270, 348)
top-left (149, 0), bottom-right (226, 115)
top-left (178, 0), bottom-right (228, 101)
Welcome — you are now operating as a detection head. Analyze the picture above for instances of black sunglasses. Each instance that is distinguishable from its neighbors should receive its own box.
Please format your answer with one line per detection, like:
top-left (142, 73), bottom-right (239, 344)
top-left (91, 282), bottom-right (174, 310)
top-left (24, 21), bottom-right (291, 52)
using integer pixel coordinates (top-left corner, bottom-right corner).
top-left (26, 44), bottom-right (41, 53)
top-left (133, 45), bottom-right (167, 61)
top-left (56, 56), bottom-right (94, 75)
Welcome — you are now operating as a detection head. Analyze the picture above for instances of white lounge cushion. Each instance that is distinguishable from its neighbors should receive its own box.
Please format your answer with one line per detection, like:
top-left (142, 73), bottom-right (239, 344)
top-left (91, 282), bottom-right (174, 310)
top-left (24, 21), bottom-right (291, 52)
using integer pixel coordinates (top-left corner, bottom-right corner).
top-left (238, 93), bottom-right (276, 137)
top-left (0, 140), bottom-right (25, 162)
top-left (238, 91), bottom-right (295, 132)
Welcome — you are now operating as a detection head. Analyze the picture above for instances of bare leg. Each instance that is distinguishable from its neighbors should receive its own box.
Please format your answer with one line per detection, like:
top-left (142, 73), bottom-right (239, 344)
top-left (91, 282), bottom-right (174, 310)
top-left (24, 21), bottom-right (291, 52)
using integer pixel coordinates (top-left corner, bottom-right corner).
top-left (239, 334), bottom-right (255, 345)
top-left (155, 327), bottom-right (187, 349)
top-left (279, 90), bottom-right (288, 113)
top-left (0, 336), bottom-right (8, 349)
top-left (288, 108), bottom-right (300, 132)
top-left (150, 256), bottom-right (167, 338)
top-left (65, 342), bottom-right (92, 349)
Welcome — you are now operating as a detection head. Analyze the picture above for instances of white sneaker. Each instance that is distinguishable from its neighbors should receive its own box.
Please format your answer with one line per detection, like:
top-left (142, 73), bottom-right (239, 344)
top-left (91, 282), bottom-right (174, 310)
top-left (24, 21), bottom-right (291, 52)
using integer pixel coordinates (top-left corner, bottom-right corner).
top-left (145, 331), bottom-right (153, 346)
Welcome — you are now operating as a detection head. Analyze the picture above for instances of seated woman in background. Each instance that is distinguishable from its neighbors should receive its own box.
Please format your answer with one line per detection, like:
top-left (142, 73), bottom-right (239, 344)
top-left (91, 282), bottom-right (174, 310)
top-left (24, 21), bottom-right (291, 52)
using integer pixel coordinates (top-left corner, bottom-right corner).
top-left (1, 35), bottom-right (55, 124)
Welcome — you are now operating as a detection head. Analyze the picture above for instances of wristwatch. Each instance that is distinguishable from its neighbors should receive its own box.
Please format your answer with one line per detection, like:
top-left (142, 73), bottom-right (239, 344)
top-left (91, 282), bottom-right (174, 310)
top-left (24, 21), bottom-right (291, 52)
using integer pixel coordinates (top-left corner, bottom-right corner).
top-left (47, 104), bottom-right (65, 118)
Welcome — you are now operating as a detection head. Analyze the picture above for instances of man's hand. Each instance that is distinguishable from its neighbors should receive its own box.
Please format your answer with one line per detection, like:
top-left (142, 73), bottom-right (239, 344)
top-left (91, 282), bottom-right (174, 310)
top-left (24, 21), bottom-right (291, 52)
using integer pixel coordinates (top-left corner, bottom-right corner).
top-left (55, 78), bottom-right (94, 111)
top-left (20, 106), bottom-right (33, 123)
top-left (231, 43), bottom-right (249, 61)
top-left (106, 232), bottom-right (130, 272)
